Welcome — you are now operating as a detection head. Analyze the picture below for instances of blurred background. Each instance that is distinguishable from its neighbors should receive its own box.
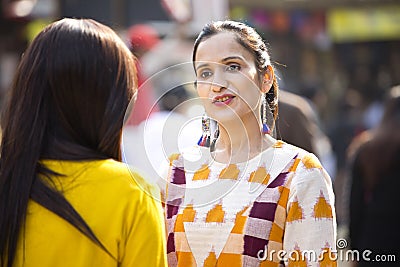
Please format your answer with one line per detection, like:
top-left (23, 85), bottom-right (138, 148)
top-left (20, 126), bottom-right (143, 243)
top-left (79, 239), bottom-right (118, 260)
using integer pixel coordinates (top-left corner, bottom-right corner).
top-left (1, 0), bottom-right (399, 265)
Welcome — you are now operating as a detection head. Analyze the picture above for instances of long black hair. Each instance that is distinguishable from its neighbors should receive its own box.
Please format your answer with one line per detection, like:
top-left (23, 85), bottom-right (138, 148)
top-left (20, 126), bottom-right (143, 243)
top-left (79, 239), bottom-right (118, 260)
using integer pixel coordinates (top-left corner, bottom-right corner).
top-left (0, 18), bottom-right (137, 266)
top-left (192, 20), bottom-right (279, 127)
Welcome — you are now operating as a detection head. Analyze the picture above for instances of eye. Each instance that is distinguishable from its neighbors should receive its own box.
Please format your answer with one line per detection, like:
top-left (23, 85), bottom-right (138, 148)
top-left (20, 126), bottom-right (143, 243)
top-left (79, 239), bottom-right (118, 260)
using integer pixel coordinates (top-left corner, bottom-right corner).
top-left (199, 70), bottom-right (212, 79)
top-left (226, 63), bottom-right (241, 72)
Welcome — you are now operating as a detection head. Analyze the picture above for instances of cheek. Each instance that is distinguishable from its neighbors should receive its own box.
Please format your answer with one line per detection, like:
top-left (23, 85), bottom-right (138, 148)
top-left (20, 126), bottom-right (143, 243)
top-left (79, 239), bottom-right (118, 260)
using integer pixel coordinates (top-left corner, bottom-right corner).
top-left (196, 86), bottom-right (213, 112)
top-left (236, 96), bottom-right (258, 116)
top-left (196, 86), bottom-right (209, 99)
top-left (237, 82), bottom-right (262, 110)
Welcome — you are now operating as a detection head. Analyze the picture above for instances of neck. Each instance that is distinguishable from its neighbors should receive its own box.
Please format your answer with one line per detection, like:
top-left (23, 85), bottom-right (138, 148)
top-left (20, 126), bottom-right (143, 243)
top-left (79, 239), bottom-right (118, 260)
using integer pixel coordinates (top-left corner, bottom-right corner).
top-left (213, 112), bottom-right (272, 163)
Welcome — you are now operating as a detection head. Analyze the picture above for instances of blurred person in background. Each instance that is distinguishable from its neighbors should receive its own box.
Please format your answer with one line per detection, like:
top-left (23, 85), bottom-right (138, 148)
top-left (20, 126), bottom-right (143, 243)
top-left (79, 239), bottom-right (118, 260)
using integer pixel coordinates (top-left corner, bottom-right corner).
top-left (275, 71), bottom-right (336, 180)
top-left (348, 85), bottom-right (400, 266)
top-left (123, 83), bottom-right (200, 186)
top-left (328, 88), bottom-right (366, 227)
top-left (0, 18), bottom-right (166, 267)
top-left (125, 23), bottom-right (161, 126)
top-left (123, 22), bottom-right (200, 186)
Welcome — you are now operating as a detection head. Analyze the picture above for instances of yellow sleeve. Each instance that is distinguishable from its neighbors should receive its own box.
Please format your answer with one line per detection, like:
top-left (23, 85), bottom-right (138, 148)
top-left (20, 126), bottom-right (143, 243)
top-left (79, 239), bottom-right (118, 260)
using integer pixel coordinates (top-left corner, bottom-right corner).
top-left (120, 174), bottom-right (167, 267)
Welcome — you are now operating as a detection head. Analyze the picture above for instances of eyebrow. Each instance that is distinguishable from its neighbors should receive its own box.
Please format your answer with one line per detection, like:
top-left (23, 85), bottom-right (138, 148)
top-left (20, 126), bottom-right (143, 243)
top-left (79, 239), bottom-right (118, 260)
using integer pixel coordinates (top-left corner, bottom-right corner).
top-left (195, 56), bottom-right (246, 72)
top-left (195, 62), bottom-right (209, 72)
top-left (221, 56), bottom-right (245, 63)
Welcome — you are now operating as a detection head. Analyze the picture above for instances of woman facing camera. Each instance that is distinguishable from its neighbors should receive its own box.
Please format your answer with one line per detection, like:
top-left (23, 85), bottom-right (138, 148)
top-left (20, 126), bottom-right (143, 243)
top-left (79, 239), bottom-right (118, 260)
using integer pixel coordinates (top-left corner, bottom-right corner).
top-left (163, 20), bottom-right (337, 266)
top-left (0, 18), bottom-right (166, 267)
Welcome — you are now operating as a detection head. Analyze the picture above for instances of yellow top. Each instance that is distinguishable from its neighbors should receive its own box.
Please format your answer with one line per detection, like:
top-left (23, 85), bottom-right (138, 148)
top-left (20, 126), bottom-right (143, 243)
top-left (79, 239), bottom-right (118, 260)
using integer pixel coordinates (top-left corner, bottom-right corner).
top-left (14, 159), bottom-right (167, 267)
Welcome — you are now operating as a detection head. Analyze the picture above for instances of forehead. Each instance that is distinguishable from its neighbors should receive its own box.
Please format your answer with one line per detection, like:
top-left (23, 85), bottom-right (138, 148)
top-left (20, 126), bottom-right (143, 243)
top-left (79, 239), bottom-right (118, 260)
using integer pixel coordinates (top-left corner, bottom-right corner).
top-left (195, 31), bottom-right (255, 64)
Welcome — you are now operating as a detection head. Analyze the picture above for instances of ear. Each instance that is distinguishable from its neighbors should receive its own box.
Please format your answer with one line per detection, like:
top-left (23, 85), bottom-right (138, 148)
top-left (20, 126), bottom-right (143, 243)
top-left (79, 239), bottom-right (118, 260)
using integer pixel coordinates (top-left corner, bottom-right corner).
top-left (261, 65), bottom-right (274, 93)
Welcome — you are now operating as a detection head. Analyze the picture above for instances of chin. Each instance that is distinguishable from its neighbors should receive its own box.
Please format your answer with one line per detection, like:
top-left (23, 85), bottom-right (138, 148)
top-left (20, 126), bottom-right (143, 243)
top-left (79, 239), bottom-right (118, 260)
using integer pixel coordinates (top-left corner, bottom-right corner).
top-left (209, 112), bottom-right (242, 124)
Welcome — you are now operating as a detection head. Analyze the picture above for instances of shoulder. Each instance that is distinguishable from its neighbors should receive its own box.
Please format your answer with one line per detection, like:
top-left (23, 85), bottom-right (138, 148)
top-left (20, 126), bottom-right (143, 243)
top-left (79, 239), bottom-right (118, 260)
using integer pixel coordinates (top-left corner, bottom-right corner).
top-left (88, 159), bottom-right (138, 185)
top-left (41, 159), bottom-right (162, 222)
top-left (94, 159), bottom-right (133, 177)
top-left (273, 141), bottom-right (331, 184)
top-left (280, 144), bottom-right (334, 201)
top-left (166, 145), bottom-right (205, 168)
top-left (273, 140), bottom-right (323, 168)
top-left (56, 159), bottom-right (161, 204)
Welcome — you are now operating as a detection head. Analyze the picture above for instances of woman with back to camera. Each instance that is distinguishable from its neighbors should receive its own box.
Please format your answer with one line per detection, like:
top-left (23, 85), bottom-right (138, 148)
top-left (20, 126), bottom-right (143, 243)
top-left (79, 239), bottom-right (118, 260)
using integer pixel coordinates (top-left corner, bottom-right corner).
top-left (0, 18), bottom-right (166, 267)
top-left (163, 20), bottom-right (337, 266)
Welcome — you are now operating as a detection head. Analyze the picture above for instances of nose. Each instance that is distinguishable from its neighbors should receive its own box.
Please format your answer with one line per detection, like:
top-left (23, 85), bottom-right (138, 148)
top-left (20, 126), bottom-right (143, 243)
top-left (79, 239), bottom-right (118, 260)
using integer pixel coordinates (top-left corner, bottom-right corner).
top-left (211, 70), bottom-right (227, 92)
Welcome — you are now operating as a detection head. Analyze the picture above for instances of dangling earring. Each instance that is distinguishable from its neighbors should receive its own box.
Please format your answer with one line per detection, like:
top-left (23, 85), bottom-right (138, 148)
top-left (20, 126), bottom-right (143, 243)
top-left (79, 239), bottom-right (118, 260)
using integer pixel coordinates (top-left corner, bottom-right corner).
top-left (262, 95), bottom-right (271, 135)
top-left (210, 124), bottom-right (219, 151)
top-left (197, 114), bottom-right (211, 147)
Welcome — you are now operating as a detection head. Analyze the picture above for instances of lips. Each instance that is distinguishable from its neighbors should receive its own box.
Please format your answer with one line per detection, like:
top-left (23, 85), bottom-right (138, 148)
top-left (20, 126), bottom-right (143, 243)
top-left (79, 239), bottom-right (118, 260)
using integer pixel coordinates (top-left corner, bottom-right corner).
top-left (212, 94), bottom-right (236, 105)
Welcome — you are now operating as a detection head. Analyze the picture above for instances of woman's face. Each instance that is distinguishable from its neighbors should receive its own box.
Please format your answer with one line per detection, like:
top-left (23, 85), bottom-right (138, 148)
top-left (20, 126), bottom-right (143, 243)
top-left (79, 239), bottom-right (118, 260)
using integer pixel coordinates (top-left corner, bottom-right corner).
top-left (194, 32), bottom-right (263, 124)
